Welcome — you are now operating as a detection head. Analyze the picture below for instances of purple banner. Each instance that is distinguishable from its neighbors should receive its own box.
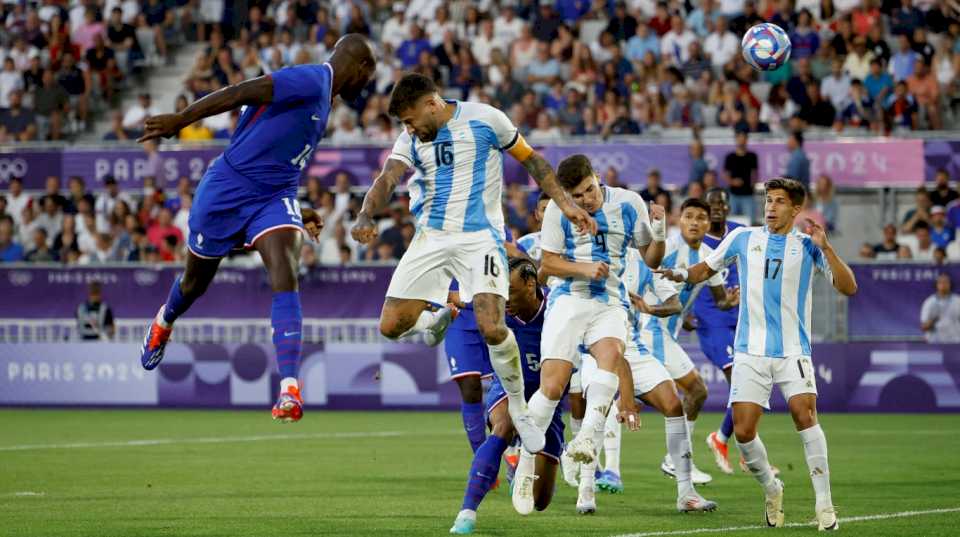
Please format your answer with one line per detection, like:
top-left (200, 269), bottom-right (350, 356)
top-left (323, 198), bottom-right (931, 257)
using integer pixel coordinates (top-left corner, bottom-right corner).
top-left (1, 139), bottom-right (925, 192)
top-left (0, 266), bottom-right (392, 319)
top-left (3, 341), bottom-right (959, 412)
top-left (924, 139), bottom-right (960, 182)
top-left (847, 264), bottom-right (960, 339)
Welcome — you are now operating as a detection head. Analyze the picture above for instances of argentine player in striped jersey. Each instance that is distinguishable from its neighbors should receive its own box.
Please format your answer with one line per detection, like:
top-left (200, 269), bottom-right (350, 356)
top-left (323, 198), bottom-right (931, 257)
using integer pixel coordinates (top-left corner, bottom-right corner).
top-left (511, 155), bottom-right (664, 514)
top-left (633, 198), bottom-right (738, 483)
top-left (516, 192), bottom-right (550, 263)
top-left (352, 74), bottom-right (596, 455)
top-left (659, 178), bottom-right (857, 531)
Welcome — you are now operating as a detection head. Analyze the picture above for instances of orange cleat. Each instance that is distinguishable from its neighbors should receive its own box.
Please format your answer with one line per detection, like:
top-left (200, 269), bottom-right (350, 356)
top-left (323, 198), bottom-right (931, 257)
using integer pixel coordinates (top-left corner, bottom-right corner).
top-left (272, 385), bottom-right (304, 423)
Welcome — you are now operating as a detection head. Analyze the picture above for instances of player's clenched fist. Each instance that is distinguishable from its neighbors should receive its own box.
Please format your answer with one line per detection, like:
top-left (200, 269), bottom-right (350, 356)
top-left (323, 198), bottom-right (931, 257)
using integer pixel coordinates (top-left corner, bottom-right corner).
top-left (301, 207), bottom-right (324, 241)
top-left (648, 203), bottom-right (666, 241)
top-left (582, 261), bottom-right (609, 280)
top-left (561, 203), bottom-right (598, 235)
top-left (137, 113), bottom-right (185, 143)
top-left (351, 212), bottom-right (378, 244)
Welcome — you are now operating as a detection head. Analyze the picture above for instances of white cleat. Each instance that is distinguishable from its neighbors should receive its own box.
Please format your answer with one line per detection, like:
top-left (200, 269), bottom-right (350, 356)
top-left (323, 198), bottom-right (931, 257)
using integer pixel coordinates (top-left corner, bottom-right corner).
top-left (677, 491), bottom-right (718, 513)
top-left (423, 306), bottom-right (456, 347)
top-left (511, 470), bottom-right (537, 515)
top-left (566, 435), bottom-right (596, 465)
top-left (764, 479), bottom-right (785, 527)
top-left (576, 484), bottom-right (596, 515)
top-left (660, 455), bottom-right (713, 485)
top-left (560, 449), bottom-right (580, 488)
top-left (816, 506), bottom-right (839, 531)
top-left (511, 412), bottom-right (546, 454)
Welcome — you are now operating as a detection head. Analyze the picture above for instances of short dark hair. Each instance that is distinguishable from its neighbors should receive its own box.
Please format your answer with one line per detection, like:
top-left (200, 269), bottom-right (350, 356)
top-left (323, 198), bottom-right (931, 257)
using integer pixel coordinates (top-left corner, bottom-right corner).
top-left (508, 256), bottom-right (538, 282)
top-left (913, 220), bottom-right (930, 232)
top-left (556, 154), bottom-right (594, 189)
top-left (765, 177), bottom-right (807, 206)
top-left (537, 190), bottom-right (551, 203)
top-left (680, 197), bottom-right (710, 215)
top-left (388, 73), bottom-right (438, 117)
top-left (790, 130), bottom-right (804, 146)
top-left (705, 188), bottom-right (729, 202)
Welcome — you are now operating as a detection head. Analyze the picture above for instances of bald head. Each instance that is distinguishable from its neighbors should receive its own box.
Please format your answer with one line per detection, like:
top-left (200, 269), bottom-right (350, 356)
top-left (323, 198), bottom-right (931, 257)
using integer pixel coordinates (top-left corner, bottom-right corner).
top-left (330, 33), bottom-right (377, 100)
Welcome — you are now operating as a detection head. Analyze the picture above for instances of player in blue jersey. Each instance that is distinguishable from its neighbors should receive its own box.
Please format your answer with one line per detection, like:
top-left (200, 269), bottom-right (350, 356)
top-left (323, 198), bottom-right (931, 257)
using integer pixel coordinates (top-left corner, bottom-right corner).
top-left (351, 74), bottom-right (595, 454)
top-left (693, 189), bottom-right (744, 474)
top-left (660, 178), bottom-right (857, 531)
top-left (450, 257), bottom-right (564, 534)
top-left (136, 35), bottom-right (377, 422)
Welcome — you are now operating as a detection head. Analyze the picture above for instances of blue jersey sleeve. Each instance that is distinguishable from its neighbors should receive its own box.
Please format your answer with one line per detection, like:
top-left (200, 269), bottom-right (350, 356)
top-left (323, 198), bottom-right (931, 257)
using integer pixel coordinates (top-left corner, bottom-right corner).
top-left (271, 64), bottom-right (332, 105)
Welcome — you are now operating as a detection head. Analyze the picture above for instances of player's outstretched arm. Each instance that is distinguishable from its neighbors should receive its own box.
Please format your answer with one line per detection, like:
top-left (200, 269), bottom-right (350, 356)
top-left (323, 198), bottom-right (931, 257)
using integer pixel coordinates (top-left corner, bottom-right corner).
top-left (807, 219), bottom-right (858, 296)
top-left (629, 292), bottom-right (681, 318)
top-left (352, 158), bottom-right (409, 244)
top-left (508, 142), bottom-right (597, 235)
top-left (639, 203), bottom-right (666, 268)
top-left (657, 262), bottom-right (717, 286)
top-left (540, 251), bottom-right (607, 281)
top-left (138, 76), bottom-right (273, 142)
top-left (709, 285), bottom-right (740, 310)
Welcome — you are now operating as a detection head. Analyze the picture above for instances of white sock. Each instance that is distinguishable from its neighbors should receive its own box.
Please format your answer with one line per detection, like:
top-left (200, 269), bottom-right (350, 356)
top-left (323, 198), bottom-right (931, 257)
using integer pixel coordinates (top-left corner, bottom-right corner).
top-left (456, 509), bottom-right (476, 521)
top-left (666, 416), bottom-right (694, 497)
top-left (603, 401), bottom-right (621, 475)
top-left (799, 424), bottom-right (833, 511)
top-left (527, 389), bottom-right (560, 432)
top-left (570, 417), bottom-right (582, 438)
top-left (487, 330), bottom-right (526, 413)
top-left (577, 369), bottom-right (618, 442)
top-left (398, 310), bottom-right (442, 339)
top-left (738, 436), bottom-right (779, 494)
top-left (280, 377), bottom-right (299, 393)
top-left (716, 429), bottom-right (729, 444)
top-left (686, 419), bottom-right (696, 444)
top-left (517, 446), bottom-right (537, 475)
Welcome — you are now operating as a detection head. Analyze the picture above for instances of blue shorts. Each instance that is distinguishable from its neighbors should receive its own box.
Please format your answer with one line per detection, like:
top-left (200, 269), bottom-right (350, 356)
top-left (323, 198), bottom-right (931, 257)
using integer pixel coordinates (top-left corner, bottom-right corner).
top-left (444, 309), bottom-right (494, 379)
top-left (486, 378), bottom-right (565, 461)
top-left (696, 323), bottom-right (735, 370)
top-left (187, 161), bottom-right (304, 258)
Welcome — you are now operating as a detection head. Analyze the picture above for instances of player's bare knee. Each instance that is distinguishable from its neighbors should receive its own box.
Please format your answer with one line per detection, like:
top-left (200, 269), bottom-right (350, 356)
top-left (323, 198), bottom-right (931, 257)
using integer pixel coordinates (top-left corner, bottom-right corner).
top-left (379, 317), bottom-right (406, 339)
top-left (691, 378), bottom-right (708, 408)
top-left (490, 419), bottom-right (513, 439)
top-left (791, 408), bottom-right (817, 431)
top-left (457, 377), bottom-right (483, 404)
top-left (734, 423), bottom-right (757, 443)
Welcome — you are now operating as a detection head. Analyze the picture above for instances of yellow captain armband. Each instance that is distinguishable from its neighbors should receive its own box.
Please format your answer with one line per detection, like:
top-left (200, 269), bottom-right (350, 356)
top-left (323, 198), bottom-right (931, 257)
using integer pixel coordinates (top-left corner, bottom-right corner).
top-left (506, 133), bottom-right (534, 162)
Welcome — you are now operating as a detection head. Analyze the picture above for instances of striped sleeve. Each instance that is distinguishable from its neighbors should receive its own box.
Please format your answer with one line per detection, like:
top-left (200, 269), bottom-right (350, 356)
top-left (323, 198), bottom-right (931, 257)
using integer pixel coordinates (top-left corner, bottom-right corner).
top-left (704, 227), bottom-right (749, 271)
top-left (388, 131), bottom-right (414, 168)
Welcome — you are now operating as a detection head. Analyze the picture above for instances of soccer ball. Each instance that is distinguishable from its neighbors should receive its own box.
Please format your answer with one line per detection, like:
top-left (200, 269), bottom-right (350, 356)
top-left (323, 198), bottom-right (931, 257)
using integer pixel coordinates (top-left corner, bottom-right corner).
top-left (741, 23), bottom-right (791, 71)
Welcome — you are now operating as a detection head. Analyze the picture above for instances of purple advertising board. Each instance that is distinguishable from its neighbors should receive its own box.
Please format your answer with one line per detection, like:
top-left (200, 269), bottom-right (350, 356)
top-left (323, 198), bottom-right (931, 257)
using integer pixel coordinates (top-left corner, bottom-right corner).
top-left (0, 138), bottom-right (926, 191)
top-left (2, 341), bottom-right (958, 412)
top-left (847, 264), bottom-right (960, 339)
top-left (0, 266), bottom-right (392, 320)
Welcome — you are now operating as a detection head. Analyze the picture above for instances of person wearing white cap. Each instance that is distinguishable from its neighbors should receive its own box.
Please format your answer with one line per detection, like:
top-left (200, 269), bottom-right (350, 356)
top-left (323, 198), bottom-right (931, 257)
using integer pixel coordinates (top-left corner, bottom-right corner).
top-left (929, 205), bottom-right (956, 249)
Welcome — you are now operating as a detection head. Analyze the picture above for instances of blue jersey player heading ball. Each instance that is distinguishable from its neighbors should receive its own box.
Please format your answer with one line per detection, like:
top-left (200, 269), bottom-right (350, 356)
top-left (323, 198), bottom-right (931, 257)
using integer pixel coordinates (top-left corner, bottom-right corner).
top-left (137, 35), bottom-right (376, 423)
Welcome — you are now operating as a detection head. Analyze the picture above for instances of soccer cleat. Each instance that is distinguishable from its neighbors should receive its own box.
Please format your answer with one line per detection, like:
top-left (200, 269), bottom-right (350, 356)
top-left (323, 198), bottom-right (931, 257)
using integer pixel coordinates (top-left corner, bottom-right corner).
top-left (763, 478), bottom-right (785, 527)
top-left (816, 506), bottom-right (839, 531)
top-left (511, 412), bottom-right (546, 454)
top-left (271, 385), bottom-right (304, 423)
top-left (706, 432), bottom-right (734, 475)
top-left (565, 435), bottom-right (597, 465)
top-left (423, 305), bottom-right (458, 347)
top-left (140, 306), bottom-right (173, 370)
top-left (511, 471), bottom-right (537, 515)
top-left (595, 470), bottom-right (624, 494)
top-left (677, 492), bottom-right (718, 513)
top-left (449, 510), bottom-right (476, 534)
top-left (576, 483), bottom-right (597, 515)
top-left (560, 450), bottom-right (580, 488)
top-left (660, 455), bottom-right (713, 485)
top-left (505, 452), bottom-right (519, 486)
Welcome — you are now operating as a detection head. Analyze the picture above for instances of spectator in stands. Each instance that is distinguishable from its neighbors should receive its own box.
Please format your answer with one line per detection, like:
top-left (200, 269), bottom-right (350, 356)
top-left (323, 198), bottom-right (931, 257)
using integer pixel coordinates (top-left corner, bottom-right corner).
top-left (681, 42), bottom-right (712, 82)
top-left (820, 58), bottom-right (852, 110)
top-left (760, 83), bottom-right (797, 131)
top-left (889, 34), bottom-right (917, 82)
top-left (640, 168), bottom-right (670, 205)
top-left (0, 215), bottom-right (24, 263)
top-left (603, 167), bottom-right (624, 188)
top-left (66, 177), bottom-right (95, 216)
top-left (799, 82), bottom-right (837, 127)
top-left (903, 220), bottom-right (936, 260)
top-left (661, 15), bottom-right (696, 66)
top-left (0, 90), bottom-right (37, 142)
top-left (864, 58), bottom-right (894, 102)
top-left (606, 2), bottom-right (638, 42)
top-left (649, 3), bottom-right (672, 36)
top-left (95, 176), bottom-right (133, 227)
top-left (785, 130), bottom-right (811, 187)
top-left (902, 186), bottom-right (933, 232)
top-left (0, 57), bottom-right (23, 108)
top-left (397, 25), bottom-right (431, 69)
top-left (57, 52), bottom-right (88, 128)
top-left (5, 178), bottom-right (31, 228)
top-left (929, 206), bottom-right (955, 248)
top-left (703, 15), bottom-right (737, 68)
top-left (73, 7), bottom-right (105, 55)
top-left (723, 130), bottom-right (758, 220)
top-left (789, 9), bottom-right (820, 60)
top-left (735, 106), bottom-right (771, 133)
top-left (920, 273), bottom-right (960, 343)
top-left (107, 7), bottom-right (141, 73)
top-left (883, 80), bottom-right (918, 130)
top-left (380, 4), bottom-right (408, 50)
top-left (813, 175), bottom-right (840, 232)
top-left (122, 93), bottom-right (160, 135)
top-left (526, 42), bottom-right (561, 96)
top-left (929, 169), bottom-right (958, 207)
top-left (75, 282), bottom-right (115, 340)
top-left (666, 85), bottom-right (705, 128)
top-left (53, 213), bottom-right (79, 261)
top-left (146, 207), bottom-right (183, 251)
top-left (906, 59), bottom-right (941, 129)
top-left (843, 36), bottom-right (875, 81)
top-left (688, 140), bottom-right (709, 184)
top-left (25, 227), bottom-right (55, 262)
top-left (33, 69), bottom-right (69, 140)
top-left (835, 79), bottom-right (877, 131)
top-left (891, 0), bottom-right (924, 36)
top-left (626, 19), bottom-right (660, 63)
top-left (860, 223), bottom-right (909, 260)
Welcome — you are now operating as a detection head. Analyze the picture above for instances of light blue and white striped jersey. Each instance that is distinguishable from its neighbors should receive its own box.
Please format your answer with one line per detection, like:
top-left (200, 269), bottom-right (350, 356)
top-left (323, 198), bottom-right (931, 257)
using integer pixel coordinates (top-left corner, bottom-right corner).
top-left (517, 232), bottom-right (542, 262)
top-left (541, 186), bottom-right (653, 306)
top-left (389, 100), bottom-right (518, 239)
top-left (622, 248), bottom-right (675, 360)
top-left (648, 236), bottom-right (726, 339)
top-left (704, 226), bottom-right (833, 358)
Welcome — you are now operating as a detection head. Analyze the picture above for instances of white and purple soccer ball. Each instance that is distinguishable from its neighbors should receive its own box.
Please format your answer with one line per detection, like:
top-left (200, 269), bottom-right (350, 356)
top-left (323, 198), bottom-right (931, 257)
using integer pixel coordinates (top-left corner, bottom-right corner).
top-left (741, 23), bottom-right (792, 71)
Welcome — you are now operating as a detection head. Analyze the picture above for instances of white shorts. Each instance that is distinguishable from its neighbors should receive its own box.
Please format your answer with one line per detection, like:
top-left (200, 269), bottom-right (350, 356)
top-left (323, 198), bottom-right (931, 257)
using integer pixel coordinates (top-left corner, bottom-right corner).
top-left (385, 228), bottom-right (508, 305)
top-left (729, 352), bottom-right (818, 409)
top-left (640, 327), bottom-right (696, 379)
top-left (579, 347), bottom-right (672, 397)
top-left (541, 294), bottom-right (629, 365)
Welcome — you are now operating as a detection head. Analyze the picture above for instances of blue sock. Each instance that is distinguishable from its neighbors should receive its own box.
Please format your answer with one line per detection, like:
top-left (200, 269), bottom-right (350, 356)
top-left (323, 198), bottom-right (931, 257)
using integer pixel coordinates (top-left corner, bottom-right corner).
top-left (271, 291), bottom-right (303, 380)
top-left (720, 407), bottom-right (734, 443)
top-left (461, 434), bottom-right (508, 512)
top-left (462, 402), bottom-right (487, 453)
top-left (161, 276), bottom-right (197, 325)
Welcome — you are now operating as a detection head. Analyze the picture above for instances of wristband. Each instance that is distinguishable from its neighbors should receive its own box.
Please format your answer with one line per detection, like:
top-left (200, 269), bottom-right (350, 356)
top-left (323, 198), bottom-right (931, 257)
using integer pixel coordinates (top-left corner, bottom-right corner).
top-left (650, 217), bottom-right (666, 242)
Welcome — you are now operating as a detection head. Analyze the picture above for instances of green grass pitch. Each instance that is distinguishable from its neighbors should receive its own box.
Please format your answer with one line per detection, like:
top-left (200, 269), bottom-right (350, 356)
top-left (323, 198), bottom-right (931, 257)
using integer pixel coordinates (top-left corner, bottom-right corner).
top-left (1, 410), bottom-right (958, 536)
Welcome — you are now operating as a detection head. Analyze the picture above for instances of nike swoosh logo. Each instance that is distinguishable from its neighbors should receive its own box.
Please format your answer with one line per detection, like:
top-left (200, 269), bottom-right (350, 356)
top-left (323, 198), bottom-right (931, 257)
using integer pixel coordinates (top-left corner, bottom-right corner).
top-left (284, 331), bottom-right (300, 337)
top-left (311, 114), bottom-right (321, 121)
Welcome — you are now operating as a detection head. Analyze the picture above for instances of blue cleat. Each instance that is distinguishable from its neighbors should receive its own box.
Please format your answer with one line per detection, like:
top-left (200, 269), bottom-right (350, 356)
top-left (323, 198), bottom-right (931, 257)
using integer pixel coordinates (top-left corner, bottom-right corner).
top-left (596, 470), bottom-right (624, 494)
top-left (449, 510), bottom-right (476, 534)
top-left (140, 307), bottom-right (172, 370)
